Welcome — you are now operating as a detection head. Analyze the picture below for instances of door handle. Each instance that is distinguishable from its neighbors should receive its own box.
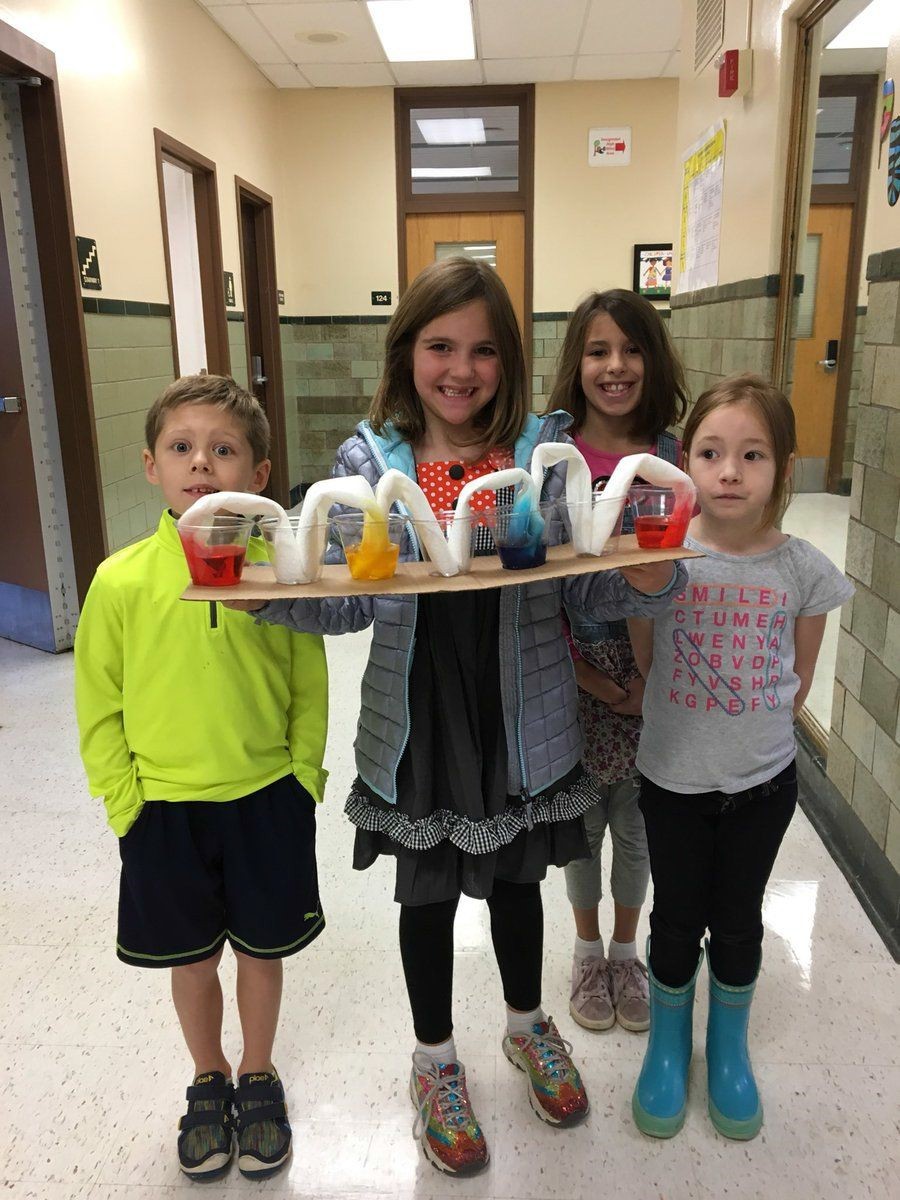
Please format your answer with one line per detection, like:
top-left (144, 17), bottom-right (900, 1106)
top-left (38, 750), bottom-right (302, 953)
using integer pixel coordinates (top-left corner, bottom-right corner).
top-left (250, 355), bottom-right (267, 385)
top-left (816, 338), bottom-right (838, 372)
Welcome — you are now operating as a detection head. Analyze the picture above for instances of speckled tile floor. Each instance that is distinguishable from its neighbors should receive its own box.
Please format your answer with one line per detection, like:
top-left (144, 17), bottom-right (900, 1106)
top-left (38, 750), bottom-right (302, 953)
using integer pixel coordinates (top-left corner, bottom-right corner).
top-left (1, 629), bottom-right (897, 1200)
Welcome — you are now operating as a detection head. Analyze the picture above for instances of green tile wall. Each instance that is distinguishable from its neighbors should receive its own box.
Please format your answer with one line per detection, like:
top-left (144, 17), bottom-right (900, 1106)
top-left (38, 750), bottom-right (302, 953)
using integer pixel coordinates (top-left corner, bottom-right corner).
top-left (228, 317), bottom-right (249, 390)
top-left (85, 313), bottom-right (175, 552)
top-left (669, 294), bottom-right (778, 418)
top-left (828, 262), bottom-right (900, 893)
top-left (280, 321), bottom-right (387, 492)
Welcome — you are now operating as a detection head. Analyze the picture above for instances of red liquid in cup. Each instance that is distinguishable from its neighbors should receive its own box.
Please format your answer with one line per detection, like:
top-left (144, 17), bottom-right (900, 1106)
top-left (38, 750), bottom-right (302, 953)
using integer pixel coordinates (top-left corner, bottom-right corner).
top-left (182, 538), bottom-right (246, 586)
top-left (634, 514), bottom-right (690, 549)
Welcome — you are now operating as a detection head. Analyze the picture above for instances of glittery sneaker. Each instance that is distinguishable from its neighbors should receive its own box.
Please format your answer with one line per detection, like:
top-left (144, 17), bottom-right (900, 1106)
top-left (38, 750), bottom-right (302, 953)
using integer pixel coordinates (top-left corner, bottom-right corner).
top-left (410, 1052), bottom-right (489, 1176)
top-left (233, 1070), bottom-right (291, 1180)
top-left (503, 1017), bottom-right (590, 1126)
top-left (176, 1071), bottom-right (234, 1180)
top-left (569, 954), bottom-right (615, 1031)
top-left (609, 956), bottom-right (650, 1031)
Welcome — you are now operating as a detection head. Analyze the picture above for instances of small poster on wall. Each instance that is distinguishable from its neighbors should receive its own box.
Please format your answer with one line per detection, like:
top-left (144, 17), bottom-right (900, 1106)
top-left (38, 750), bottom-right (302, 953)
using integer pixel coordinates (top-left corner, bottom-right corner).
top-left (633, 244), bottom-right (673, 298)
top-left (588, 126), bottom-right (631, 166)
top-left (677, 121), bottom-right (726, 294)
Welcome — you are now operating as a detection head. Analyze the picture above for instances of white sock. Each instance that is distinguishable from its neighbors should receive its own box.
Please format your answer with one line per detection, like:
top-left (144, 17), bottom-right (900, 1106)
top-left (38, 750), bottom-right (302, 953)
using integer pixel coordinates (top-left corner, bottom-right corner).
top-left (506, 1005), bottom-right (545, 1035)
top-left (574, 934), bottom-right (605, 960)
top-left (608, 938), bottom-right (637, 961)
top-left (416, 1036), bottom-right (456, 1065)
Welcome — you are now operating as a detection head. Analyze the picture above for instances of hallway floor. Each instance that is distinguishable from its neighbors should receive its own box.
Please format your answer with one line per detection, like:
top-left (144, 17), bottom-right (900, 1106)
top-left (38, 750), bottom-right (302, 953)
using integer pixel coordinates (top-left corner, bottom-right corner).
top-left (1, 627), bottom-right (897, 1200)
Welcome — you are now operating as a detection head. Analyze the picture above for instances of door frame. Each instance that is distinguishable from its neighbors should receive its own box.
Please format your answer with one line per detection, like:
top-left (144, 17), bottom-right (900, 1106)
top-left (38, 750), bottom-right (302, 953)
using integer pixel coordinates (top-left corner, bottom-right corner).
top-left (0, 17), bottom-right (105, 603)
top-left (235, 176), bottom-right (289, 506)
top-left (154, 129), bottom-right (230, 377)
top-left (394, 84), bottom-right (535, 354)
top-left (811, 75), bottom-right (877, 492)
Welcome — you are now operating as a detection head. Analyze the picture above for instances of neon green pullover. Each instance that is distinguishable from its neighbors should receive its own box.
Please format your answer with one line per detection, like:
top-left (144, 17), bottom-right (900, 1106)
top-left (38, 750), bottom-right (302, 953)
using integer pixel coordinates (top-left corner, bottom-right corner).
top-left (75, 512), bottom-right (328, 836)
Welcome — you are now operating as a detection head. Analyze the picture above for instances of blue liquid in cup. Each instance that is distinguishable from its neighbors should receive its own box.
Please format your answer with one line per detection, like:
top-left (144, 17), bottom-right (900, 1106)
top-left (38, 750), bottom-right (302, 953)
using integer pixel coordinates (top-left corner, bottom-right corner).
top-left (498, 541), bottom-right (547, 570)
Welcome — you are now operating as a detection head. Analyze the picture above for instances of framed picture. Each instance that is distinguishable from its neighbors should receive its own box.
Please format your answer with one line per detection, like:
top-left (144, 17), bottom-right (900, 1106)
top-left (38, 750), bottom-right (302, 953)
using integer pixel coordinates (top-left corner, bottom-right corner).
top-left (633, 243), bottom-right (673, 298)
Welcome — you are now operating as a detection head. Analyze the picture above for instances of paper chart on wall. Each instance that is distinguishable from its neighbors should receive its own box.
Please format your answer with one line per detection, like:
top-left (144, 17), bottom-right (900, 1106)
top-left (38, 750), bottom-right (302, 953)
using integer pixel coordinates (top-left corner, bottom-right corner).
top-left (677, 121), bottom-right (726, 294)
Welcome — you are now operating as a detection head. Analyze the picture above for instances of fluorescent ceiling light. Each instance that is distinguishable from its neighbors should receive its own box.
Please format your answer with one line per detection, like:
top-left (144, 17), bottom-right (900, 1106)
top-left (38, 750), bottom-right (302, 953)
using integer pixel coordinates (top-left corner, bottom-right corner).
top-left (412, 166), bottom-right (492, 178)
top-left (826, 0), bottom-right (891, 49)
top-left (367, 0), bottom-right (475, 63)
top-left (417, 118), bottom-right (485, 145)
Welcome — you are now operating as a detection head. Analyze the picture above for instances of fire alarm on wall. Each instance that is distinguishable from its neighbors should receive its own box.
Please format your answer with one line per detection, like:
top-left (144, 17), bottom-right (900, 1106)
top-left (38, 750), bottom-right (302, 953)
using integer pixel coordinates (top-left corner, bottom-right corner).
top-left (715, 49), bottom-right (752, 98)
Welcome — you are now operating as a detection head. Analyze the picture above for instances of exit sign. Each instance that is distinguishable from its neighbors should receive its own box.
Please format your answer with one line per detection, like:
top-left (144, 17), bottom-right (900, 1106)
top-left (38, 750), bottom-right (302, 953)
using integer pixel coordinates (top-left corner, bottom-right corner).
top-left (371, 290), bottom-right (391, 306)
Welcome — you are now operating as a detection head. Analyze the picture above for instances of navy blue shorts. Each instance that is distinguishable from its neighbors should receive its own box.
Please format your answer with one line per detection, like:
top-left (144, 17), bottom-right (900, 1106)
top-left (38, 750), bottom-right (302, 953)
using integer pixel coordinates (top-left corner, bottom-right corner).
top-left (116, 774), bottom-right (324, 968)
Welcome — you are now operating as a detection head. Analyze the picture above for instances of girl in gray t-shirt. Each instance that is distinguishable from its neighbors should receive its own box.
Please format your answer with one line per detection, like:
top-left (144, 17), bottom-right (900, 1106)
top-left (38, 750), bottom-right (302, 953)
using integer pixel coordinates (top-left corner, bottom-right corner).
top-left (627, 374), bottom-right (853, 1145)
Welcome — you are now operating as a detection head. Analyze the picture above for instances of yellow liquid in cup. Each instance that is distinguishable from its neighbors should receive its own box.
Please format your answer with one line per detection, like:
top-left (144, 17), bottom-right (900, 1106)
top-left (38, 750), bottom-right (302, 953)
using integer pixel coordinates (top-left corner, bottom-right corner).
top-left (344, 514), bottom-right (400, 580)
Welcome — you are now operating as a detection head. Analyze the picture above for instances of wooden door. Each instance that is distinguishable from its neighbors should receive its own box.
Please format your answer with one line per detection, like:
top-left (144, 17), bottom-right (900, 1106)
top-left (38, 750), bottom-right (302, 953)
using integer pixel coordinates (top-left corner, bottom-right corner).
top-left (0, 192), bottom-right (47, 597)
top-left (791, 203), bottom-right (853, 467)
top-left (405, 212), bottom-right (526, 334)
top-left (238, 181), bottom-right (289, 505)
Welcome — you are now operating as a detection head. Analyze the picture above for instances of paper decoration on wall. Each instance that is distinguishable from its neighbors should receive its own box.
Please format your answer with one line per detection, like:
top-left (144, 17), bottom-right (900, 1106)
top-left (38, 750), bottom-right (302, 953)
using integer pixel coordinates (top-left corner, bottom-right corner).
top-left (677, 121), bottom-right (726, 294)
top-left (888, 117), bottom-right (900, 208)
top-left (588, 127), bottom-right (631, 166)
top-left (879, 79), bottom-right (894, 168)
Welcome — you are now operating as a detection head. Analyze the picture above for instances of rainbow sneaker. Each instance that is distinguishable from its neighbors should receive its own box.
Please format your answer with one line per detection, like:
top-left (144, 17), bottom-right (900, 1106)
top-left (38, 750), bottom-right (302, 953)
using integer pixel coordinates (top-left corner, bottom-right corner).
top-left (503, 1017), bottom-right (590, 1127)
top-left (410, 1052), bottom-right (489, 1176)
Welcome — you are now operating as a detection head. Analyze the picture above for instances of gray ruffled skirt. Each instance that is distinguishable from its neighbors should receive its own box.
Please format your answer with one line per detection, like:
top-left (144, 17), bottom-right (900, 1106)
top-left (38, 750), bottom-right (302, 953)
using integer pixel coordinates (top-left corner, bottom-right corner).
top-left (347, 589), bottom-right (592, 905)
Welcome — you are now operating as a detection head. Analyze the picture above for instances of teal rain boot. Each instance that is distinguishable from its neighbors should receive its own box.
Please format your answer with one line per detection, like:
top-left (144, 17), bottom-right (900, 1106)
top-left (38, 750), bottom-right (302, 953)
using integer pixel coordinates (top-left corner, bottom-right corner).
top-left (631, 944), bottom-right (702, 1138)
top-left (705, 942), bottom-right (763, 1140)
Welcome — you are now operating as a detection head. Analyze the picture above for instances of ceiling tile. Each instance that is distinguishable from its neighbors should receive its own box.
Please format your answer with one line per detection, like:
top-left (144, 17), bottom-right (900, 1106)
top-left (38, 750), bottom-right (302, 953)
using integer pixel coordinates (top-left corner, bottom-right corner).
top-left (477, 0), bottom-right (586, 59)
top-left (581, 0), bottom-right (681, 55)
top-left (257, 61), bottom-right (312, 86)
top-left (574, 51), bottom-right (672, 79)
top-left (391, 60), bottom-right (485, 87)
top-left (483, 56), bottom-right (574, 84)
top-left (300, 61), bottom-right (395, 86)
top-left (204, 3), bottom-right (289, 62)
top-left (199, 1), bottom-right (245, 8)
top-left (252, 2), bottom-right (384, 64)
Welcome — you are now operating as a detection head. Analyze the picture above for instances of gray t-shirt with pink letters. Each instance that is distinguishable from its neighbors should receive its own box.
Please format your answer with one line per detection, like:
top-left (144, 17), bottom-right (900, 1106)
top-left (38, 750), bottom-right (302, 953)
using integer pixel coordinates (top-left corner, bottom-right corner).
top-left (635, 535), bottom-right (854, 795)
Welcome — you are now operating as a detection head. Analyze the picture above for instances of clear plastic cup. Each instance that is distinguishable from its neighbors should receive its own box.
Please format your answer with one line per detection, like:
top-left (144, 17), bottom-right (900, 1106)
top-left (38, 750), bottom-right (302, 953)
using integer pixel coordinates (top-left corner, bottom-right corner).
top-left (481, 499), bottom-right (557, 570)
top-left (177, 515), bottom-right (253, 587)
top-left (331, 512), bottom-right (406, 580)
top-left (258, 515), bottom-right (329, 585)
top-left (628, 485), bottom-right (691, 549)
top-left (410, 509), bottom-right (486, 567)
top-left (559, 494), bottom-right (626, 556)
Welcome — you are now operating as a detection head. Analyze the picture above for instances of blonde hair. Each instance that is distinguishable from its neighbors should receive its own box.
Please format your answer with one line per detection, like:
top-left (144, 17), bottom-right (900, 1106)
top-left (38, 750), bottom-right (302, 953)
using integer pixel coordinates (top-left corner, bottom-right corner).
top-left (368, 257), bottom-right (528, 451)
top-left (145, 375), bottom-right (270, 463)
top-left (683, 373), bottom-right (796, 528)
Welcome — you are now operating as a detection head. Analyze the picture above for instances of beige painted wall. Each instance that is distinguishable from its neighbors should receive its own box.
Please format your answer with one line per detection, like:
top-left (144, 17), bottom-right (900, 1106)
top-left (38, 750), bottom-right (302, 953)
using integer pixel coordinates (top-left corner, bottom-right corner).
top-left (533, 79), bottom-right (679, 311)
top-left (0, 0), bottom-right (281, 307)
top-left (673, 0), bottom-right (804, 289)
top-left (274, 87), bottom-right (397, 314)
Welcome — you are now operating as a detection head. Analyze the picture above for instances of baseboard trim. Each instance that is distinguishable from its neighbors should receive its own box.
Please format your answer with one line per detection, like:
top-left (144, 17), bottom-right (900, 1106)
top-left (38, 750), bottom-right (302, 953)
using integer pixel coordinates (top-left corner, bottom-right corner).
top-left (795, 726), bottom-right (900, 961)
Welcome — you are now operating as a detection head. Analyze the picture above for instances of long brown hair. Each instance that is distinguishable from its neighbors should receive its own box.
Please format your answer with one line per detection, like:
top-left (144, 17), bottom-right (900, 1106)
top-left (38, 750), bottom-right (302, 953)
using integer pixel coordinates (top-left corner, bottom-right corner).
top-left (368, 257), bottom-right (528, 451)
top-left (683, 373), bottom-right (796, 529)
top-left (547, 289), bottom-right (687, 441)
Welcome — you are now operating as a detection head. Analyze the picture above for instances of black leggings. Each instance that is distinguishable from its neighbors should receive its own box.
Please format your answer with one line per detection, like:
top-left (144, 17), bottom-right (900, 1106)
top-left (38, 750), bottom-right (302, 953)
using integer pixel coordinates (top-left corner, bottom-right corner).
top-left (399, 877), bottom-right (543, 1044)
top-left (639, 763), bottom-right (797, 989)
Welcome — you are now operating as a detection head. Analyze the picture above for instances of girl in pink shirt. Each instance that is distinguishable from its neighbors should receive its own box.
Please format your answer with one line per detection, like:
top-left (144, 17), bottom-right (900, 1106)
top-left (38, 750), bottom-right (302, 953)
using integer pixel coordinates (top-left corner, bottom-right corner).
top-left (548, 289), bottom-right (687, 1034)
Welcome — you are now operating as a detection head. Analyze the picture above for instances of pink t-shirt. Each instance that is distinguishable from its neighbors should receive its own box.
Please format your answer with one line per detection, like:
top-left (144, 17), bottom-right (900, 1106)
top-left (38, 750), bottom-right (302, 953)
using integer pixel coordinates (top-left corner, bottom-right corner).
top-left (573, 434), bottom-right (682, 492)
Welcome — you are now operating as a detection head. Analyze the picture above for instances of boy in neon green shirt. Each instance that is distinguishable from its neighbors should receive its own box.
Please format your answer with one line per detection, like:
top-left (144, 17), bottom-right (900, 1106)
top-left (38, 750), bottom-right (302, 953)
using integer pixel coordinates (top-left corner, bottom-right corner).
top-left (75, 375), bottom-right (328, 1182)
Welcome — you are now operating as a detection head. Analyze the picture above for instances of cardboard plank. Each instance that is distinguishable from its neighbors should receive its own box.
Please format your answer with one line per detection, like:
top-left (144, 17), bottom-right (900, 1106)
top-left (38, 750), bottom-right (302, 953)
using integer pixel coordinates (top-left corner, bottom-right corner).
top-left (181, 535), bottom-right (701, 602)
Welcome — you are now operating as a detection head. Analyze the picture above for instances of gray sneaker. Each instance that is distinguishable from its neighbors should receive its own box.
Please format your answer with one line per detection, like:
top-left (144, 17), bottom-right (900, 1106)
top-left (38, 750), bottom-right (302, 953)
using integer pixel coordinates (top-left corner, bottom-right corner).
top-left (569, 954), bottom-right (615, 1030)
top-left (608, 956), bottom-right (650, 1031)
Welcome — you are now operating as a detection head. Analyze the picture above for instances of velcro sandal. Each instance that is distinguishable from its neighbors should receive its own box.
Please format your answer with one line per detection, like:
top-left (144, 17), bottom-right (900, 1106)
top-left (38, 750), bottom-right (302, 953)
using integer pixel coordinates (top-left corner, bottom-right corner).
top-left (177, 1071), bottom-right (234, 1180)
top-left (233, 1069), bottom-right (292, 1180)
